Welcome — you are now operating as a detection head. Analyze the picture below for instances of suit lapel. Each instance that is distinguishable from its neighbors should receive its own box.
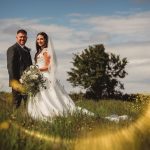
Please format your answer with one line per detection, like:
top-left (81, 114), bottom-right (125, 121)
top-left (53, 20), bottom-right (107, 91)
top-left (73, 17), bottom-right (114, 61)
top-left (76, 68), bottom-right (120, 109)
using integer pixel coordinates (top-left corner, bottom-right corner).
top-left (15, 43), bottom-right (29, 65)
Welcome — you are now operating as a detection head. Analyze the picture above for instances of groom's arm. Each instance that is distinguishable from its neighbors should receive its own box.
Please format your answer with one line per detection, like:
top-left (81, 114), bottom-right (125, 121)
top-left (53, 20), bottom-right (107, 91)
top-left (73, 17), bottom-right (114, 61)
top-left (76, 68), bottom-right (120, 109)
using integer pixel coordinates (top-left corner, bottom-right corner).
top-left (7, 47), bottom-right (20, 82)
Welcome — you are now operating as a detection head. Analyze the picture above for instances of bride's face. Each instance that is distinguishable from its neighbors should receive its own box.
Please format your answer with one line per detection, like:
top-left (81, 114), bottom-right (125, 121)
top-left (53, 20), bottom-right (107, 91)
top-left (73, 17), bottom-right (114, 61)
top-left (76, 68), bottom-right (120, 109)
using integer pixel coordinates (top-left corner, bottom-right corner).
top-left (36, 35), bottom-right (46, 48)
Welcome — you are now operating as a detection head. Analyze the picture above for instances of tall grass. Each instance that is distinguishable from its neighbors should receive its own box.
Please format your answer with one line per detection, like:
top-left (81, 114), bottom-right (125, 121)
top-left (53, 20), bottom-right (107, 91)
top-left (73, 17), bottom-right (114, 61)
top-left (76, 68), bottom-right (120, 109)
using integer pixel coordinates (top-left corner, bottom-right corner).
top-left (0, 92), bottom-right (149, 150)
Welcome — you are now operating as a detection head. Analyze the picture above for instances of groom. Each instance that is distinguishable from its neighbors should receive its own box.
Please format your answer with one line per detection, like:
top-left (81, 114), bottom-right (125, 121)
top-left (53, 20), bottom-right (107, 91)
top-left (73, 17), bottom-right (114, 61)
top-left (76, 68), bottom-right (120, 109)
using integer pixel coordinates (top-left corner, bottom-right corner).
top-left (7, 29), bottom-right (32, 108)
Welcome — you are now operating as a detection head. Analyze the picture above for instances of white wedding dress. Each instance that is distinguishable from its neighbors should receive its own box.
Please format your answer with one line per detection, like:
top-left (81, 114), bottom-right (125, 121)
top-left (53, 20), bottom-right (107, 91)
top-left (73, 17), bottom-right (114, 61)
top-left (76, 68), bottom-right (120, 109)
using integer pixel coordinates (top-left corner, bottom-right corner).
top-left (27, 48), bottom-right (94, 121)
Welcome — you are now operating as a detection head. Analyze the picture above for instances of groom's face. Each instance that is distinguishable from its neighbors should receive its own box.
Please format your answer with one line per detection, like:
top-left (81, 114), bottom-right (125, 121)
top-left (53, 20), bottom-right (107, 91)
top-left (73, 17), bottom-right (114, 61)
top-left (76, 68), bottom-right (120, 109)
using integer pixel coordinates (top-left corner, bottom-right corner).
top-left (16, 32), bottom-right (27, 46)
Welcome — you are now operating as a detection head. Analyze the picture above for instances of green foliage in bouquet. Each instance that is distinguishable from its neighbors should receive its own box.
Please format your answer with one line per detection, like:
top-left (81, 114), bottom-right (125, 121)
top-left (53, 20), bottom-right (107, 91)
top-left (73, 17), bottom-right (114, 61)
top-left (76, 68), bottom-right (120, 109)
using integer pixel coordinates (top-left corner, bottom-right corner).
top-left (20, 65), bottom-right (47, 97)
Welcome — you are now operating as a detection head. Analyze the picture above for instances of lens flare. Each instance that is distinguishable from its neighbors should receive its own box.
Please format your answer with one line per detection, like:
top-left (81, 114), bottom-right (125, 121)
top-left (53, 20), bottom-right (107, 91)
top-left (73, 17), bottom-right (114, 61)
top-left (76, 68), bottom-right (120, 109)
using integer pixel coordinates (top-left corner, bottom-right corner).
top-left (3, 92), bottom-right (149, 150)
top-left (75, 102), bottom-right (150, 150)
top-left (11, 121), bottom-right (73, 145)
top-left (0, 121), bottom-right (10, 130)
top-left (10, 80), bottom-right (25, 93)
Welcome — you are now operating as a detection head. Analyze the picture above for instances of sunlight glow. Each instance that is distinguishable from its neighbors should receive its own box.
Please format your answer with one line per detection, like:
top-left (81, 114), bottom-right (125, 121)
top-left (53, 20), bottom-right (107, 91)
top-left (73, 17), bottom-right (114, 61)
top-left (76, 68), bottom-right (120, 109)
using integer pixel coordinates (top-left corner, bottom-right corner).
top-left (0, 121), bottom-right (10, 130)
top-left (7, 94), bottom-right (150, 150)
top-left (10, 80), bottom-right (25, 93)
top-left (12, 122), bottom-right (73, 145)
top-left (75, 102), bottom-right (150, 150)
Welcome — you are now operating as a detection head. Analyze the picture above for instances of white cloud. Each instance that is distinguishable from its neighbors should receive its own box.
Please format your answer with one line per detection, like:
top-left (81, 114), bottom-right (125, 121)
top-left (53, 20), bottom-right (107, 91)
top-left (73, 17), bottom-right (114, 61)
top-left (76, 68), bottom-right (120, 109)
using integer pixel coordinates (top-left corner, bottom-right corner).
top-left (0, 10), bottom-right (150, 93)
top-left (133, 0), bottom-right (150, 4)
top-left (69, 11), bottom-right (150, 43)
top-left (67, 13), bottom-right (84, 17)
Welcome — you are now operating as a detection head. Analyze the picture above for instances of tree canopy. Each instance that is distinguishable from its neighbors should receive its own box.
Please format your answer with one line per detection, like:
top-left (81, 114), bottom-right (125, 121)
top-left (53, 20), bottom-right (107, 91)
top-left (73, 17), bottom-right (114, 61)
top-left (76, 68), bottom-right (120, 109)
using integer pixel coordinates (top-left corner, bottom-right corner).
top-left (67, 44), bottom-right (128, 99)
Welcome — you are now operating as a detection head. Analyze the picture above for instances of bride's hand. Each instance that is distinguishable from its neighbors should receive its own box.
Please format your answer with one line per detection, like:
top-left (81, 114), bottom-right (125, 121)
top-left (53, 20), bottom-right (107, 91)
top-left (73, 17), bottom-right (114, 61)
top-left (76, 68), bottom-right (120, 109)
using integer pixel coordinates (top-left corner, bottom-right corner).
top-left (39, 67), bottom-right (49, 72)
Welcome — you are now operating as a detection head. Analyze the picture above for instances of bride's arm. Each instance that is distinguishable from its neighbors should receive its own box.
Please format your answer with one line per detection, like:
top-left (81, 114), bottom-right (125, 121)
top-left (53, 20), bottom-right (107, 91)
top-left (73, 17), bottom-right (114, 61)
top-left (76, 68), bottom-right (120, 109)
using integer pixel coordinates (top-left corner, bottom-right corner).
top-left (39, 51), bottom-right (51, 71)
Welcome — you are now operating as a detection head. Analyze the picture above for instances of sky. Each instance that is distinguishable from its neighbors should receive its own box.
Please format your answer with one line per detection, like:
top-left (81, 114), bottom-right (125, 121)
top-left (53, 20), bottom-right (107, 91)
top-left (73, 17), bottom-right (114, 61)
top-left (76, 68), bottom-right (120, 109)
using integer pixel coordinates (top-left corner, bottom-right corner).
top-left (0, 0), bottom-right (150, 94)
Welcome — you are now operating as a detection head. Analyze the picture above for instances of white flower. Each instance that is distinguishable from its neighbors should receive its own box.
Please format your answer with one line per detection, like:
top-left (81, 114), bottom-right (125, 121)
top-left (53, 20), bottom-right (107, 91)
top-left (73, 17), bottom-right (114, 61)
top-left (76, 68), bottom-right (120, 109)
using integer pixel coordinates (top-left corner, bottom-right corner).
top-left (26, 71), bottom-right (31, 75)
top-left (20, 65), bottom-right (47, 97)
top-left (30, 65), bottom-right (35, 69)
top-left (19, 79), bottom-right (23, 83)
top-left (30, 75), bottom-right (38, 80)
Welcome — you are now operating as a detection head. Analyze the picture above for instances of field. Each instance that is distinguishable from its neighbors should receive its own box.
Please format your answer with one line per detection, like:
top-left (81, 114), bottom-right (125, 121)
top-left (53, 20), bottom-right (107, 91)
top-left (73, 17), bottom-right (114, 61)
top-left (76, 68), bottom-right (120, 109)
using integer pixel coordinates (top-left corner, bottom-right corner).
top-left (0, 92), bottom-right (150, 150)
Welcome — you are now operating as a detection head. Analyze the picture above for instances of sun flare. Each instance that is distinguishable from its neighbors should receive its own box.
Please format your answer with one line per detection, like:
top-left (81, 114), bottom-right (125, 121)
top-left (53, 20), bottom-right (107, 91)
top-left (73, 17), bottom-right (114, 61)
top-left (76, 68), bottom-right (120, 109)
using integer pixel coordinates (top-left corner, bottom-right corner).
top-left (75, 102), bottom-right (150, 150)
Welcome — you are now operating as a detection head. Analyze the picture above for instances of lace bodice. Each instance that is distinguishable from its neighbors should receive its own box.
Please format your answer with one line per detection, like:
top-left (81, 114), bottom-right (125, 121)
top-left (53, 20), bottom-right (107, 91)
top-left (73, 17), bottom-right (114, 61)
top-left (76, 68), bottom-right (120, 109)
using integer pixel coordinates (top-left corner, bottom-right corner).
top-left (36, 48), bottom-right (49, 68)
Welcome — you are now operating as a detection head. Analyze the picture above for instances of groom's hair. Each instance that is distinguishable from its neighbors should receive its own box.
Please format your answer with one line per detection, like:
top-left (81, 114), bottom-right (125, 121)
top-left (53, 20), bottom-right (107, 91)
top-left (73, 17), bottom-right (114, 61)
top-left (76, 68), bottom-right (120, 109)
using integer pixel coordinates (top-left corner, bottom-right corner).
top-left (17, 29), bottom-right (27, 35)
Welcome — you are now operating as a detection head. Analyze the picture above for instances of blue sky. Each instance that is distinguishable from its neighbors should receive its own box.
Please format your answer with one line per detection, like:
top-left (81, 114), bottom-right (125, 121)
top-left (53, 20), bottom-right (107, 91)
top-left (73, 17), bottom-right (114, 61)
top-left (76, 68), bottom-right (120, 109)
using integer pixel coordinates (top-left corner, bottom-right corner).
top-left (1, 0), bottom-right (150, 19)
top-left (0, 0), bottom-right (150, 93)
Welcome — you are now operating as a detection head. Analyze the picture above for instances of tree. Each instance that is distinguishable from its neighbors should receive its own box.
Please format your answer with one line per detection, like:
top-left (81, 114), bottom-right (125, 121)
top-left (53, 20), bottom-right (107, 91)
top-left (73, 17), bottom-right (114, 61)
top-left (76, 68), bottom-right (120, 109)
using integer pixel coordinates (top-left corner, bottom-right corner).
top-left (67, 44), bottom-right (128, 99)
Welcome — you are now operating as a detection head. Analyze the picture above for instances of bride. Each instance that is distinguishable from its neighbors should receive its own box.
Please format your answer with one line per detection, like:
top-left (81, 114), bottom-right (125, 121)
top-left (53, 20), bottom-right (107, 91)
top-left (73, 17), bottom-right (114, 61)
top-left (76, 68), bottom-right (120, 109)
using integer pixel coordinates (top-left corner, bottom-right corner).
top-left (27, 32), bottom-right (94, 120)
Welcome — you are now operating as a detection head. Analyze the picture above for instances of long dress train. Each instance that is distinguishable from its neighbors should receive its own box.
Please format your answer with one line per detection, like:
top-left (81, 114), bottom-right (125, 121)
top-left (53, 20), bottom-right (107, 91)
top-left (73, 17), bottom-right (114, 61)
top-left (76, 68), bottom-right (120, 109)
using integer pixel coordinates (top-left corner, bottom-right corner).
top-left (27, 48), bottom-right (94, 120)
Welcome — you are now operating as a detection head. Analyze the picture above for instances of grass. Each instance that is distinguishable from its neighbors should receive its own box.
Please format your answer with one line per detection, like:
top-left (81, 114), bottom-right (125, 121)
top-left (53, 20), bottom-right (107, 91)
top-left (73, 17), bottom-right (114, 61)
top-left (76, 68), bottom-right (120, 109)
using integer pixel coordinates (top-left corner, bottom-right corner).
top-left (0, 92), bottom-right (150, 150)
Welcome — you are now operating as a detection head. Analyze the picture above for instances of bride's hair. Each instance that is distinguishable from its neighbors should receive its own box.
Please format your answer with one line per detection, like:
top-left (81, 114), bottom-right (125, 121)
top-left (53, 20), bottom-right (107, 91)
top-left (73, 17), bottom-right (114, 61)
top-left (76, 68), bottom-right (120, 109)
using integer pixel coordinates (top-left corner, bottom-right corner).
top-left (34, 32), bottom-right (49, 62)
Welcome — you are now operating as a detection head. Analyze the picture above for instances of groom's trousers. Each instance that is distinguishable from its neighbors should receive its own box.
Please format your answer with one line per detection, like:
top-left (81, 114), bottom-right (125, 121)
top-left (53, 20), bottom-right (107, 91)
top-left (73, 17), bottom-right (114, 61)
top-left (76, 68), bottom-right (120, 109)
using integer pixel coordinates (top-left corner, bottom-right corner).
top-left (12, 89), bottom-right (27, 108)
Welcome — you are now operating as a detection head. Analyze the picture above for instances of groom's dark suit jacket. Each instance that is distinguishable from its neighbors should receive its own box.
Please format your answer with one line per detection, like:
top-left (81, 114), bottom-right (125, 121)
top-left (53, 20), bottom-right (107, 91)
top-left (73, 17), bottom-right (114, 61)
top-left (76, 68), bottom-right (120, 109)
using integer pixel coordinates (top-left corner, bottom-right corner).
top-left (7, 42), bottom-right (32, 86)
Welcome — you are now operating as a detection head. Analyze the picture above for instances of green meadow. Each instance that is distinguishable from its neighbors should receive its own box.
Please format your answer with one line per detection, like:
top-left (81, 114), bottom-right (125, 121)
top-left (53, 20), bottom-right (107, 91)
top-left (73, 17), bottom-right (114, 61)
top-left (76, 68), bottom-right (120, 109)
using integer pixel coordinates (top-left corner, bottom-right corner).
top-left (0, 92), bottom-right (150, 150)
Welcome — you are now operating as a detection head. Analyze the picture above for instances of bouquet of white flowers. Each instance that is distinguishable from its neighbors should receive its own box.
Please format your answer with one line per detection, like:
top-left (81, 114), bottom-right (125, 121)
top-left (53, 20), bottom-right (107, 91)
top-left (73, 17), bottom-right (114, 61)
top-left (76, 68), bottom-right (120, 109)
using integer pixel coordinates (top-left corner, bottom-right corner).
top-left (20, 65), bottom-right (47, 97)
